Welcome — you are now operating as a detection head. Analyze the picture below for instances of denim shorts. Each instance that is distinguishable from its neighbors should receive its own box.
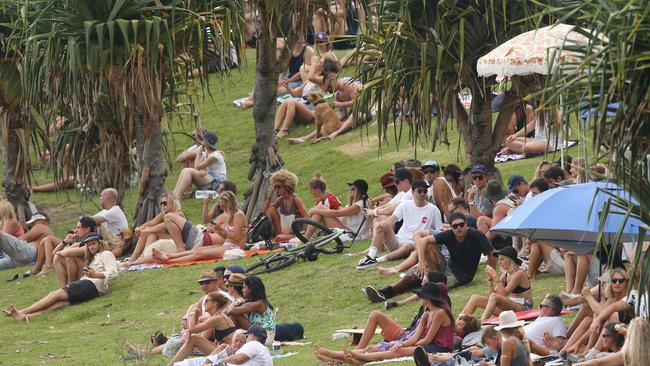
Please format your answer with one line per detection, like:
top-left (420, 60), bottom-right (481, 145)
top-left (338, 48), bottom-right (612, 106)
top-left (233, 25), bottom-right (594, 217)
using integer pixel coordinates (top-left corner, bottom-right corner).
top-left (0, 233), bottom-right (37, 270)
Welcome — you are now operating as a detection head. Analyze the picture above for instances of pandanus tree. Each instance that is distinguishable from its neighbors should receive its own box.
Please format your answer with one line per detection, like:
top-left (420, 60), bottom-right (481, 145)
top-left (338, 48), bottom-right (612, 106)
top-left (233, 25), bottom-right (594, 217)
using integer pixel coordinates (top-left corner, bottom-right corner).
top-left (539, 0), bottom-right (650, 316)
top-left (21, 0), bottom-right (244, 226)
top-left (351, 0), bottom-right (548, 168)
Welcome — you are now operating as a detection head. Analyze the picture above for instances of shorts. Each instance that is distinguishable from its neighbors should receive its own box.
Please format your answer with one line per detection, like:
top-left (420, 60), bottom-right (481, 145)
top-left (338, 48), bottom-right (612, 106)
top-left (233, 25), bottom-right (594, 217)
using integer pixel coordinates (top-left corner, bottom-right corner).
top-left (198, 174), bottom-right (225, 191)
top-left (182, 222), bottom-right (200, 250)
top-left (421, 343), bottom-right (453, 353)
top-left (162, 334), bottom-right (184, 357)
top-left (0, 233), bottom-right (37, 270)
top-left (380, 321), bottom-right (404, 342)
top-left (509, 297), bottom-right (533, 311)
top-left (65, 279), bottom-right (100, 304)
top-left (546, 249), bottom-right (565, 275)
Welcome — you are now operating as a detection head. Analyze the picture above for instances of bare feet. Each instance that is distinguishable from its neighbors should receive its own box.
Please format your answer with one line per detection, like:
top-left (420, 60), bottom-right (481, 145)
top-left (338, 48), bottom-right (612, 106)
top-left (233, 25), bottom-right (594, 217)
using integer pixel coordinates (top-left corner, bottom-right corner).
top-left (377, 267), bottom-right (399, 275)
top-left (500, 147), bottom-right (512, 155)
top-left (36, 267), bottom-right (53, 277)
top-left (9, 305), bottom-right (28, 322)
top-left (151, 248), bottom-right (169, 263)
top-left (276, 129), bottom-right (289, 138)
top-left (287, 137), bottom-right (306, 145)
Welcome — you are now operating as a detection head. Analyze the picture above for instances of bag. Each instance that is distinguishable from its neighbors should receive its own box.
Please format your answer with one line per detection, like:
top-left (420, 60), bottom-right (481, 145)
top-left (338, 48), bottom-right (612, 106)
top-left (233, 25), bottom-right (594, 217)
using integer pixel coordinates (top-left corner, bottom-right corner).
top-left (247, 213), bottom-right (274, 243)
top-left (274, 322), bottom-right (304, 341)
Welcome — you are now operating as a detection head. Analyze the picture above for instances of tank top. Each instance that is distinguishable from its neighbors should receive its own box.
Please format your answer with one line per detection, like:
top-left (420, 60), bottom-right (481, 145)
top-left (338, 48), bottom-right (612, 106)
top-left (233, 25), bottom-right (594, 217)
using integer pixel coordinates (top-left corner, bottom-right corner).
top-left (287, 45), bottom-right (306, 77)
top-left (430, 310), bottom-right (454, 352)
top-left (248, 302), bottom-right (276, 331)
top-left (507, 336), bottom-right (530, 366)
top-left (204, 150), bottom-right (227, 180)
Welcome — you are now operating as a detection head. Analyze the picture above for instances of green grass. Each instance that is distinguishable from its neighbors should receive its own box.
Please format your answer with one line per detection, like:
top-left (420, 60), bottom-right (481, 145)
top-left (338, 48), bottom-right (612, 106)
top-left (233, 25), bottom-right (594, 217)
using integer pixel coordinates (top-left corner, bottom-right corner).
top-left (0, 49), bottom-right (575, 365)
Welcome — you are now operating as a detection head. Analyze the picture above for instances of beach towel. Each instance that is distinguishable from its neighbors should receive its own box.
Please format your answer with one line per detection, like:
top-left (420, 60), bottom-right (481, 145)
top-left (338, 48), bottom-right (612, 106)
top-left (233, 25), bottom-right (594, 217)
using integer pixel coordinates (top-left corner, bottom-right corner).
top-left (494, 139), bottom-right (579, 163)
top-left (483, 309), bottom-right (572, 325)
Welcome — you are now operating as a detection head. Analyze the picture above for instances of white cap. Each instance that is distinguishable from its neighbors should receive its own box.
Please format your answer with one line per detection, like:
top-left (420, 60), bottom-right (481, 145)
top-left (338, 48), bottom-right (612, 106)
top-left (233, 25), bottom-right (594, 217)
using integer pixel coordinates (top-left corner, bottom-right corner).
top-left (26, 214), bottom-right (47, 225)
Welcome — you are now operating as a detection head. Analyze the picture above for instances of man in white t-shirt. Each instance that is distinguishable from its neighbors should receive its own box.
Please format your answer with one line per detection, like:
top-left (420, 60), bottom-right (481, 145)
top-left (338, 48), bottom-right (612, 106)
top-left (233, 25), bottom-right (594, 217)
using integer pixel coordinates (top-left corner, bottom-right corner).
top-left (93, 188), bottom-right (128, 237)
top-left (212, 325), bottom-right (272, 366)
top-left (358, 180), bottom-right (442, 269)
top-left (524, 294), bottom-right (567, 349)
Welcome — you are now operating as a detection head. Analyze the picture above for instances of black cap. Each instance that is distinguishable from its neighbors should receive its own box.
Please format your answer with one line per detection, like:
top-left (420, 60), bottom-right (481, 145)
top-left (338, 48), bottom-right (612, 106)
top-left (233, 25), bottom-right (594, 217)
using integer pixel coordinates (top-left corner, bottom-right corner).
top-left (203, 131), bottom-right (218, 149)
top-left (347, 179), bottom-right (369, 194)
top-left (81, 232), bottom-right (103, 245)
top-left (392, 168), bottom-right (412, 182)
top-left (411, 179), bottom-right (430, 190)
top-left (245, 324), bottom-right (268, 343)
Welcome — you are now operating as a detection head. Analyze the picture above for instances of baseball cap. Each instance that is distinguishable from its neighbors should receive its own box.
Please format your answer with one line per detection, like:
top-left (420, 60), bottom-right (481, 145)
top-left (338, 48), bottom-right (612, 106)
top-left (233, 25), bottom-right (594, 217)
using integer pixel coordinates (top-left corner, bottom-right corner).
top-left (347, 179), bottom-right (369, 194)
top-left (226, 265), bottom-right (245, 274)
top-left (470, 164), bottom-right (489, 174)
top-left (80, 232), bottom-right (103, 245)
top-left (507, 175), bottom-right (526, 193)
top-left (26, 213), bottom-right (48, 225)
top-left (315, 32), bottom-right (329, 43)
top-left (245, 324), bottom-right (268, 343)
top-left (380, 172), bottom-right (396, 188)
top-left (421, 160), bottom-right (440, 172)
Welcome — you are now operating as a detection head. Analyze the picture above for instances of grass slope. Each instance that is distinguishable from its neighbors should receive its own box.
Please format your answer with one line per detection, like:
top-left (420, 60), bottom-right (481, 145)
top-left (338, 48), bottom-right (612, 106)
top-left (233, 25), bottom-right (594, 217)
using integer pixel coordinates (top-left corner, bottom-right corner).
top-left (0, 49), bottom-right (575, 365)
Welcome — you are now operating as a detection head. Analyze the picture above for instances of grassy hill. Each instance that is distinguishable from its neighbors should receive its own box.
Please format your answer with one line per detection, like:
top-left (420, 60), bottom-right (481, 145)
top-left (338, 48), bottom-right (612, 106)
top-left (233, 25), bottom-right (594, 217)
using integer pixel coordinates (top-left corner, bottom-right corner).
top-left (0, 49), bottom-right (574, 365)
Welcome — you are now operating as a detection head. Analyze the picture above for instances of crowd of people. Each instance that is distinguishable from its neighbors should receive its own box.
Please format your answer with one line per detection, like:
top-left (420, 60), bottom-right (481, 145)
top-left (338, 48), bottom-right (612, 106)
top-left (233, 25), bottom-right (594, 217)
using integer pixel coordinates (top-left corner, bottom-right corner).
top-left (1, 5), bottom-right (649, 365)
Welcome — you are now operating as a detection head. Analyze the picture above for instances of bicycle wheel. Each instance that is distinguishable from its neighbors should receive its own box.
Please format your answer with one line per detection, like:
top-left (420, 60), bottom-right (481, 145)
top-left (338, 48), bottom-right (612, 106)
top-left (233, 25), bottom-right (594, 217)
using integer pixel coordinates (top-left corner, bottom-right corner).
top-left (291, 218), bottom-right (344, 254)
top-left (245, 255), bottom-right (299, 275)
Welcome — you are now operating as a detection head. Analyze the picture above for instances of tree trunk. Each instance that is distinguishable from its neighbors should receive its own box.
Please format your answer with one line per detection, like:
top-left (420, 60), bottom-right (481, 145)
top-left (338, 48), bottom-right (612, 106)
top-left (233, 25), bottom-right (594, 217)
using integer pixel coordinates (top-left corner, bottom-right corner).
top-left (133, 116), bottom-right (167, 227)
top-left (1, 111), bottom-right (32, 222)
top-left (468, 87), bottom-right (495, 168)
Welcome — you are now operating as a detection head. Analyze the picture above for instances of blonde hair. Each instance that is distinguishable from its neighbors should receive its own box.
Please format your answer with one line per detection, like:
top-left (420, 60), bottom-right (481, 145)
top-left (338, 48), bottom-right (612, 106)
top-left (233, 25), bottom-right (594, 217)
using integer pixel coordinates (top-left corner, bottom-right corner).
top-left (533, 160), bottom-right (552, 180)
top-left (308, 171), bottom-right (327, 192)
top-left (571, 157), bottom-right (588, 183)
top-left (161, 192), bottom-right (182, 212)
top-left (500, 326), bottom-right (532, 365)
top-left (605, 267), bottom-right (629, 300)
top-left (271, 169), bottom-right (298, 194)
top-left (207, 291), bottom-right (231, 312)
top-left (0, 200), bottom-right (16, 223)
top-left (219, 191), bottom-right (238, 216)
top-left (624, 317), bottom-right (650, 366)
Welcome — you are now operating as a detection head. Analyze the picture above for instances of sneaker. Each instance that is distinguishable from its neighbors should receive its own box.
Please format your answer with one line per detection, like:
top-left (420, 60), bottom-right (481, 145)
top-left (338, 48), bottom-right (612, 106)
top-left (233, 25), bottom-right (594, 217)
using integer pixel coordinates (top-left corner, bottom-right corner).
top-left (385, 301), bottom-right (399, 310)
top-left (362, 286), bottom-right (386, 303)
top-left (356, 256), bottom-right (378, 270)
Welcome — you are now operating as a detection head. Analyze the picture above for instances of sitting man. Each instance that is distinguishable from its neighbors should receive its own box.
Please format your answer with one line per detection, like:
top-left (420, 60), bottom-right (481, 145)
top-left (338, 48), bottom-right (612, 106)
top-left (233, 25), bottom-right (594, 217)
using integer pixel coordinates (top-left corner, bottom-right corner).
top-left (476, 180), bottom-right (516, 249)
top-left (415, 212), bottom-right (495, 288)
top-left (93, 188), bottom-right (129, 239)
top-left (466, 164), bottom-right (493, 218)
top-left (421, 160), bottom-right (457, 220)
top-left (52, 216), bottom-right (98, 286)
top-left (0, 213), bottom-right (53, 271)
top-left (524, 294), bottom-right (567, 350)
top-left (210, 324), bottom-right (272, 366)
top-left (357, 180), bottom-right (442, 269)
top-left (544, 166), bottom-right (566, 189)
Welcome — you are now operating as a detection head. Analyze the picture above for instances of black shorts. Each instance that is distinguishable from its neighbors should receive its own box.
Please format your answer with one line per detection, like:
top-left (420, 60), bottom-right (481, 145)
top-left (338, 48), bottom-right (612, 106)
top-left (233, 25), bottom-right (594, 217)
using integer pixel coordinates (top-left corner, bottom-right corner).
top-left (65, 279), bottom-right (100, 304)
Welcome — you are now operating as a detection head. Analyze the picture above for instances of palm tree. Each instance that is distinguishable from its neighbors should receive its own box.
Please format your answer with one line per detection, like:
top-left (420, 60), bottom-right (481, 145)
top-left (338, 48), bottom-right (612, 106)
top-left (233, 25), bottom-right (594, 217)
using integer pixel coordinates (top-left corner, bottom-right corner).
top-left (20, 0), bottom-right (244, 226)
top-left (539, 0), bottom-right (649, 316)
top-left (351, 0), bottom-right (548, 168)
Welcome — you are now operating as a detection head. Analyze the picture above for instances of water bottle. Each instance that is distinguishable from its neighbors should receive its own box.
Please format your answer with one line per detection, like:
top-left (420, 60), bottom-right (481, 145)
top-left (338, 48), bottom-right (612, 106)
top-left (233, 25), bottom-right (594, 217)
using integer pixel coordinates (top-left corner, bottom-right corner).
top-left (270, 342), bottom-right (283, 355)
top-left (331, 332), bottom-right (351, 341)
top-left (195, 190), bottom-right (218, 199)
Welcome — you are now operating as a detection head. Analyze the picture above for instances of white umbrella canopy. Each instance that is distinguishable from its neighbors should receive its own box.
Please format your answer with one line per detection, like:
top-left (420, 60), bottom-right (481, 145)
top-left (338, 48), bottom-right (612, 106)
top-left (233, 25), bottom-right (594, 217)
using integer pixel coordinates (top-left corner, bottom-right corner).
top-left (477, 24), bottom-right (591, 77)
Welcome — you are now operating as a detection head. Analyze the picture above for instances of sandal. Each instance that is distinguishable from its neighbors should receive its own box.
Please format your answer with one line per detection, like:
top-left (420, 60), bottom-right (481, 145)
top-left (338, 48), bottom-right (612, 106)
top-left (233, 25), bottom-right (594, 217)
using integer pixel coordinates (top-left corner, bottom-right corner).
top-left (7, 271), bottom-right (32, 282)
top-left (151, 330), bottom-right (168, 347)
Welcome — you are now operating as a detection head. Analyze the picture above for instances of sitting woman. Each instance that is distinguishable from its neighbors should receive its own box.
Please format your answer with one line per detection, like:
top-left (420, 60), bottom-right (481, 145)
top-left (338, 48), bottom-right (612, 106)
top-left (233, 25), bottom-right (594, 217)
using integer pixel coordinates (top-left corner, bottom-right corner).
top-left (501, 108), bottom-right (562, 156)
top-left (5, 233), bottom-right (117, 321)
top-left (274, 57), bottom-right (339, 138)
top-left (151, 191), bottom-right (246, 264)
top-left (170, 292), bottom-right (237, 364)
top-left (492, 310), bottom-right (531, 366)
top-left (315, 282), bottom-right (454, 364)
top-left (0, 200), bottom-right (24, 238)
top-left (306, 178), bottom-right (370, 240)
top-left (202, 180), bottom-right (237, 224)
top-left (462, 247), bottom-right (533, 321)
top-left (173, 131), bottom-right (227, 198)
top-left (122, 192), bottom-right (185, 266)
top-left (225, 275), bottom-right (276, 345)
top-left (176, 128), bottom-right (206, 169)
top-left (562, 268), bottom-right (629, 355)
top-left (264, 170), bottom-right (308, 242)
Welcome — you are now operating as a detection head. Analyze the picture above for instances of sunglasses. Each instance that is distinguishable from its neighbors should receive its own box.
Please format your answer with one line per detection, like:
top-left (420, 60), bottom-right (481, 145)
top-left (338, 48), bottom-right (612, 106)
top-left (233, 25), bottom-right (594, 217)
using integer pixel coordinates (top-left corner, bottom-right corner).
top-left (611, 278), bottom-right (627, 284)
top-left (160, 201), bottom-right (168, 206)
top-left (472, 175), bottom-right (484, 181)
top-left (540, 304), bottom-right (551, 309)
top-left (415, 188), bottom-right (428, 194)
top-left (451, 222), bottom-right (466, 229)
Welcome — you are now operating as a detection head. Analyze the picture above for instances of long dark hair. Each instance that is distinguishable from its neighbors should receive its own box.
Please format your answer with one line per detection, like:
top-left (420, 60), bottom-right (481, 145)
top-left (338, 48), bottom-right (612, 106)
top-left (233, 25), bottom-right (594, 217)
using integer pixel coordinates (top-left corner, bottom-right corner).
top-left (244, 275), bottom-right (273, 309)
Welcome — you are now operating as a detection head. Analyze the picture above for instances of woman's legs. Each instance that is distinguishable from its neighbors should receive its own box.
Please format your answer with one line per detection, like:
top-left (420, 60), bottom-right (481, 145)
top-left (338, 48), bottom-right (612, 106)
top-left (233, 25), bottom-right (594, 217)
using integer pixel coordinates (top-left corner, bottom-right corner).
top-left (32, 240), bottom-right (46, 274)
top-left (277, 101), bottom-right (314, 137)
top-left (567, 304), bottom-right (593, 337)
top-left (171, 334), bottom-right (217, 364)
top-left (572, 254), bottom-right (592, 294)
top-left (482, 293), bottom-right (524, 321)
top-left (153, 246), bottom-right (228, 264)
top-left (274, 101), bottom-right (289, 131)
top-left (173, 168), bottom-right (214, 198)
top-left (303, 214), bottom-right (345, 239)
top-left (564, 252), bottom-right (577, 293)
top-left (462, 294), bottom-right (489, 316)
top-left (345, 346), bottom-right (415, 362)
top-left (9, 288), bottom-right (70, 321)
top-left (357, 310), bottom-right (403, 350)
top-left (164, 213), bottom-right (191, 252)
top-left (563, 316), bottom-right (592, 353)
top-left (266, 206), bottom-right (282, 237)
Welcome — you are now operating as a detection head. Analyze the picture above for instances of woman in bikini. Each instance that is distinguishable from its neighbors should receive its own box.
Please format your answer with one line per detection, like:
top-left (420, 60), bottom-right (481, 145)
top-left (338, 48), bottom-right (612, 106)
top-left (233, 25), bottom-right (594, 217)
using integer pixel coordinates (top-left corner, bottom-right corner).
top-left (151, 191), bottom-right (246, 264)
top-left (461, 246), bottom-right (533, 322)
top-left (264, 170), bottom-right (308, 242)
top-left (170, 291), bottom-right (237, 364)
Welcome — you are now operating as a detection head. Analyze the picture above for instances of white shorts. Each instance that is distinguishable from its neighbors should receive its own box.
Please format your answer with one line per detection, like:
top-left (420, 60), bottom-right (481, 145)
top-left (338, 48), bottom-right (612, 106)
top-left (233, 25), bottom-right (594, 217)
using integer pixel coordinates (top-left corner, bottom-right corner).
top-left (546, 249), bottom-right (565, 275)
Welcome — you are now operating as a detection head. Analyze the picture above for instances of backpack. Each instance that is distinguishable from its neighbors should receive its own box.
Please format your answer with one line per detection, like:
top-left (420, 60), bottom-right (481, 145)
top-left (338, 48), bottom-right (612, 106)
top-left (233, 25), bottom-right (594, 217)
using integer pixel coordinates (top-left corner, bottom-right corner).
top-left (247, 213), bottom-right (274, 243)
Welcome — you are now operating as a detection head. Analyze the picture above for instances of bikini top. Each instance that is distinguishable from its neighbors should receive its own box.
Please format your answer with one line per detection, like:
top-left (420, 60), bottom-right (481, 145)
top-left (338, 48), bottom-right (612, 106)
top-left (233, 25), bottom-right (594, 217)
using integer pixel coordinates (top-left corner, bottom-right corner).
top-left (505, 271), bottom-right (530, 294)
top-left (213, 326), bottom-right (236, 342)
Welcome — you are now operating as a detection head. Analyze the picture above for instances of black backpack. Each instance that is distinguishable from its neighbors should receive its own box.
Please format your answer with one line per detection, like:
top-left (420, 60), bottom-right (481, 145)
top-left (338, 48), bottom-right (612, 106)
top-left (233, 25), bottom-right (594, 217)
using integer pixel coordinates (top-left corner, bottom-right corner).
top-left (247, 213), bottom-right (274, 243)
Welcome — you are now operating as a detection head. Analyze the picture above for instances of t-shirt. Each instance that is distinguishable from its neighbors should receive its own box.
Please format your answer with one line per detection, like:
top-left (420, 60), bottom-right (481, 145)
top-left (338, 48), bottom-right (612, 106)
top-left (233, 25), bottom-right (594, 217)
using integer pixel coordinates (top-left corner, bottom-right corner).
top-left (80, 251), bottom-right (118, 295)
top-left (388, 190), bottom-right (414, 206)
top-left (393, 200), bottom-right (442, 245)
top-left (229, 340), bottom-right (272, 366)
top-left (434, 228), bottom-right (493, 285)
top-left (624, 289), bottom-right (648, 317)
top-left (346, 200), bottom-right (370, 240)
top-left (97, 205), bottom-right (129, 236)
top-left (316, 192), bottom-right (342, 210)
top-left (524, 316), bottom-right (567, 345)
top-left (474, 192), bottom-right (494, 215)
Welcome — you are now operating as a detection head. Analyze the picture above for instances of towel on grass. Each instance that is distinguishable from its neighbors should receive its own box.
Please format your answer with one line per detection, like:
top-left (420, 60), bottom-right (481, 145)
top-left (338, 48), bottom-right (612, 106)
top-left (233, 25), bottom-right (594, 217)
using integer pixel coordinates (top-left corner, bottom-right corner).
top-left (495, 140), bottom-right (579, 163)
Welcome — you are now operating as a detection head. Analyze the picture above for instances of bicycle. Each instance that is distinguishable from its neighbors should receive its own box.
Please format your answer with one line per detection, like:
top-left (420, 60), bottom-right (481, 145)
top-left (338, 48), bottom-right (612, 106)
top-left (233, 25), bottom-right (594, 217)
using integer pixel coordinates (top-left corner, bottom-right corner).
top-left (244, 218), bottom-right (360, 275)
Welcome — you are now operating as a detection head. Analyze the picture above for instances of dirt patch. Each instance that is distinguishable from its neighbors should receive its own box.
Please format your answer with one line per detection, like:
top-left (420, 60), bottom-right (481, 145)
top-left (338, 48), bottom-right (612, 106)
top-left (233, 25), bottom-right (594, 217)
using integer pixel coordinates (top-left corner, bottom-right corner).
top-left (37, 203), bottom-right (85, 226)
top-left (337, 138), bottom-right (379, 156)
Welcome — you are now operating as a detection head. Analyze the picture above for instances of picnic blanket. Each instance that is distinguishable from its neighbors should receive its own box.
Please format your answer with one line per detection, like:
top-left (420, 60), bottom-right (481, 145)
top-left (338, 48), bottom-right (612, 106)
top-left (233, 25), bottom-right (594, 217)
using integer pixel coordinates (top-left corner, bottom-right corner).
top-left (494, 139), bottom-right (579, 163)
top-left (366, 356), bottom-right (414, 364)
top-left (119, 249), bottom-right (281, 272)
top-left (483, 309), bottom-right (572, 325)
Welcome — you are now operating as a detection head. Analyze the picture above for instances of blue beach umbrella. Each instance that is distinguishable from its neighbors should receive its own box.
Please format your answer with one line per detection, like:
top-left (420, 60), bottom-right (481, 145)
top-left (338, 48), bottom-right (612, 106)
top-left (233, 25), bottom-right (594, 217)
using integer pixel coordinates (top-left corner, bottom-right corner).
top-left (491, 182), bottom-right (648, 254)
